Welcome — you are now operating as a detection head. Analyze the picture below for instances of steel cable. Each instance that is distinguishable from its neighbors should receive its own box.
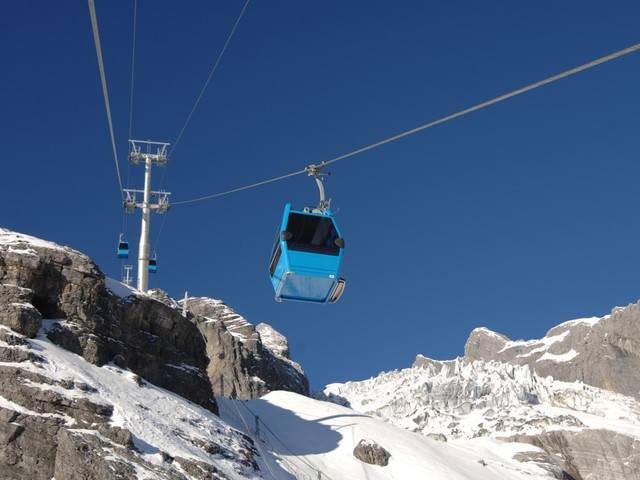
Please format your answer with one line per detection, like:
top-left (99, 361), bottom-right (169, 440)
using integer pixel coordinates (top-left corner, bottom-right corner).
top-left (88, 0), bottom-right (125, 200)
top-left (172, 41), bottom-right (640, 206)
top-left (170, 0), bottom-right (252, 157)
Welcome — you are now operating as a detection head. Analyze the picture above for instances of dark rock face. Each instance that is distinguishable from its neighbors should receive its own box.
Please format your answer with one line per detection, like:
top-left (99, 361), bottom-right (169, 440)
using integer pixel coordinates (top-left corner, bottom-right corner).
top-left (464, 303), bottom-right (640, 400)
top-left (0, 229), bottom-right (216, 414)
top-left (182, 297), bottom-right (309, 400)
top-left (0, 287), bottom-right (42, 338)
top-left (0, 363), bottom-right (144, 480)
top-left (353, 439), bottom-right (391, 466)
top-left (0, 407), bottom-right (62, 480)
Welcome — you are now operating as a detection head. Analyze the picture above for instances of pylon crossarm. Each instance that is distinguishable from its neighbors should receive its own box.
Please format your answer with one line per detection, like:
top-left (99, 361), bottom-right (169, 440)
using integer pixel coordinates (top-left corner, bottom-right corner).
top-left (123, 189), bottom-right (171, 212)
top-left (128, 140), bottom-right (170, 166)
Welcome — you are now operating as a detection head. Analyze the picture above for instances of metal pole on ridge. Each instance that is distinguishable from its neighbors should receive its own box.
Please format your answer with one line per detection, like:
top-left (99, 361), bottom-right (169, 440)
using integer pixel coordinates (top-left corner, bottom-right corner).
top-left (124, 139), bottom-right (171, 293)
top-left (138, 154), bottom-right (152, 292)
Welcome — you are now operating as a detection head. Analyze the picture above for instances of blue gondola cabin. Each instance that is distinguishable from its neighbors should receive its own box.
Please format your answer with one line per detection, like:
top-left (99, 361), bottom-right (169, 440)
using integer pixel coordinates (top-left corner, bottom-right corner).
top-left (117, 241), bottom-right (129, 259)
top-left (269, 203), bottom-right (345, 303)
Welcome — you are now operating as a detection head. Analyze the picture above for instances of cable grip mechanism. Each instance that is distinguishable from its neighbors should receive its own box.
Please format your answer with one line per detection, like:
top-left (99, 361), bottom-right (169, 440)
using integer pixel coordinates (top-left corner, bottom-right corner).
top-left (304, 162), bottom-right (331, 213)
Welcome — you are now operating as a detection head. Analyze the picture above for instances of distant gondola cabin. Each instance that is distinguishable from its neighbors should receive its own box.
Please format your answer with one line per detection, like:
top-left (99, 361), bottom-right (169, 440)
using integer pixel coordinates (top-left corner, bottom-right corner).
top-left (117, 241), bottom-right (129, 259)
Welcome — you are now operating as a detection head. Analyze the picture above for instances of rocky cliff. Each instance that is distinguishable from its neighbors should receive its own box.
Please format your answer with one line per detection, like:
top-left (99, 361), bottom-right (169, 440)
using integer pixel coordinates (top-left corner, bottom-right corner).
top-left (0, 228), bottom-right (308, 479)
top-left (0, 229), bottom-right (216, 411)
top-left (179, 297), bottom-right (308, 400)
top-left (462, 306), bottom-right (640, 400)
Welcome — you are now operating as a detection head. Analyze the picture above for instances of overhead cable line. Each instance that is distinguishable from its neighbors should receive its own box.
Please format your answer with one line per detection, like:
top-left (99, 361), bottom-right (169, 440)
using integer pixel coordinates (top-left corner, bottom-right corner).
top-left (321, 41), bottom-right (640, 168)
top-left (186, 305), bottom-right (333, 479)
top-left (172, 41), bottom-right (640, 206)
top-left (172, 168), bottom-right (306, 205)
top-left (151, 208), bottom-right (169, 256)
top-left (187, 326), bottom-right (281, 479)
top-left (212, 375), bottom-right (331, 480)
top-left (237, 400), bottom-right (336, 480)
top-left (128, 0), bottom-right (138, 141)
top-left (170, 0), bottom-right (252, 157)
top-left (88, 0), bottom-right (125, 201)
top-left (121, 0), bottom-right (138, 264)
top-left (227, 398), bottom-right (280, 480)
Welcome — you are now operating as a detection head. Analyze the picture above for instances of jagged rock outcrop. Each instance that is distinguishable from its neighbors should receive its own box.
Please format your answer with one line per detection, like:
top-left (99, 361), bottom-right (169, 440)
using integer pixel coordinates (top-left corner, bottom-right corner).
top-left (0, 229), bottom-right (216, 414)
top-left (181, 297), bottom-right (309, 400)
top-left (256, 322), bottom-right (308, 393)
top-left (256, 323), bottom-right (289, 358)
top-left (464, 304), bottom-right (640, 400)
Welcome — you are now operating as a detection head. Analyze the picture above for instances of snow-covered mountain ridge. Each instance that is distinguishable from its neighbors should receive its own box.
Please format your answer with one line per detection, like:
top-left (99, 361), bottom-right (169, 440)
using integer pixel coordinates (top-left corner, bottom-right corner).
top-left (323, 359), bottom-right (640, 439)
top-left (463, 306), bottom-right (640, 401)
top-left (0, 227), bottom-right (559, 479)
top-left (2, 227), bottom-right (639, 479)
top-left (321, 306), bottom-right (640, 479)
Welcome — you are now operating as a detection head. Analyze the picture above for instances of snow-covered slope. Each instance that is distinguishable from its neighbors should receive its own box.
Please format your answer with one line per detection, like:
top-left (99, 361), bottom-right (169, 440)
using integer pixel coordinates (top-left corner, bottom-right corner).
top-left (225, 392), bottom-right (554, 480)
top-left (0, 322), bottom-right (555, 479)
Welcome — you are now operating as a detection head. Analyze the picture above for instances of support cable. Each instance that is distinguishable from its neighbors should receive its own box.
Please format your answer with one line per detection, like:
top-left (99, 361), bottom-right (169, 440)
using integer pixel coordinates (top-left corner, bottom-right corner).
top-left (187, 324), bottom-right (281, 479)
top-left (217, 391), bottom-right (329, 480)
top-left (228, 398), bottom-right (280, 480)
top-left (184, 305), bottom-right (332, 479)
top-left (128, 0), bottom-right (138, 141)
top-left (172, 168), bottom-right (306, 205)
top-left (151, 208), bottom-right (169, 256)
top-left (170, 0), bottom-right (252, 157)
top-left (121, 0), bottom-right (138, 279)
top-left (237, 399), bottom-right (335, 480)
top-left (321, 41), bottom-right (640, 168)
top-left (88, 0), bottom-right (125, 200)
top-left (172, 41), bottom-right (640, 206)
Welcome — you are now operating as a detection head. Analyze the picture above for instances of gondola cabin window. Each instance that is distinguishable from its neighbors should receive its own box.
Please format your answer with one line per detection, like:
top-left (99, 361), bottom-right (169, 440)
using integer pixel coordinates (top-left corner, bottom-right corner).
top-left (285, 213), bottom-right (340, 256)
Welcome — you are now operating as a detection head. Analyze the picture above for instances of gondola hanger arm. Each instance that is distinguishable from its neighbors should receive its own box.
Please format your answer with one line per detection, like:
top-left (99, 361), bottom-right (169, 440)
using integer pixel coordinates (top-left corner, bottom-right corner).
top-left (304, 162), bottom-right (331, 213)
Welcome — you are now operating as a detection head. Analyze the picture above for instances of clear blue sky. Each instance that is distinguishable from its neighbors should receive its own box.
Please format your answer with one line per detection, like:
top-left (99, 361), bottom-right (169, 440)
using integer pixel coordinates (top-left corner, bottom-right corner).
top-left (3, 1), bottom-right (640, 390)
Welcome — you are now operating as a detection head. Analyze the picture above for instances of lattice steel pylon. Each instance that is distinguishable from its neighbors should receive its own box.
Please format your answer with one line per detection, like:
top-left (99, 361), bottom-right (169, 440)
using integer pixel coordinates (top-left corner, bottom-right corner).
top-left (124, 139), bottom-right (171, 293)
